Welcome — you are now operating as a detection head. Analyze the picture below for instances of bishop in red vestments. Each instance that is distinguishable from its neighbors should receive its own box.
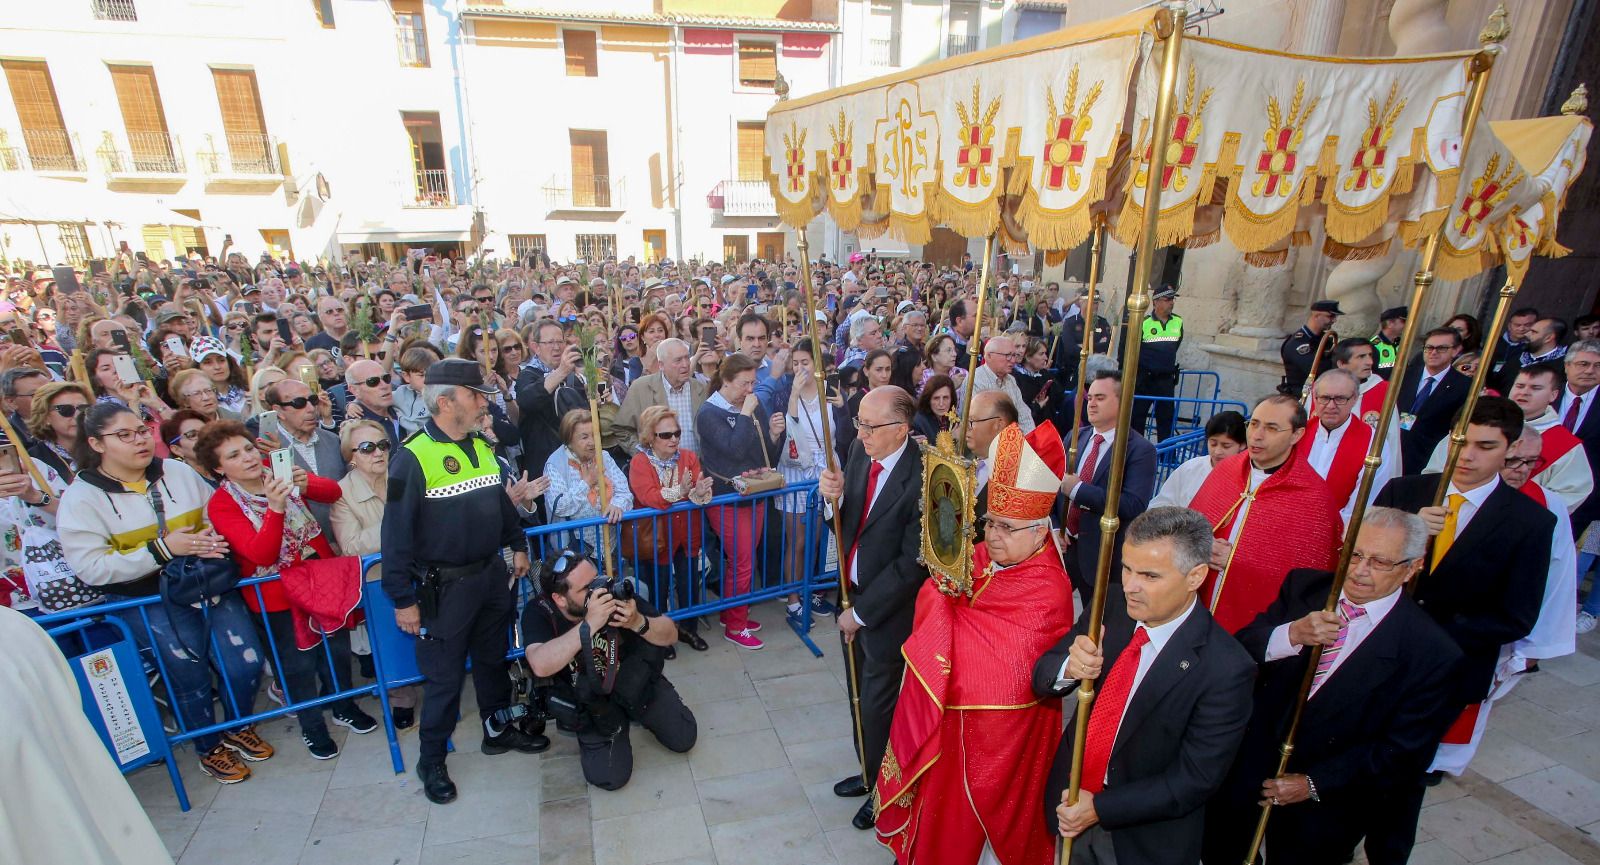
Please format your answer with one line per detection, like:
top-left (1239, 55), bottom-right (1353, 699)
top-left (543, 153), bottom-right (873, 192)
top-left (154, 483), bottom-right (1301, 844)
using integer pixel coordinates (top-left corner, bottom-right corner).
top-left (876, 422), bottom-right (1075, 865)
top-left (1189, 394), bottom-right (1342, 633)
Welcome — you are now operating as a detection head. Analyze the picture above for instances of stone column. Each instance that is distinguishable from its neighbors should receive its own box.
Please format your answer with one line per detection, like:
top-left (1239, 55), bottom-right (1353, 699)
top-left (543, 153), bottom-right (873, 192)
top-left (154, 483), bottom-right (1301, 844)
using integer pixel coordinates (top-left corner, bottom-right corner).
top-left (1289, 0), bottom-right (1348, 54)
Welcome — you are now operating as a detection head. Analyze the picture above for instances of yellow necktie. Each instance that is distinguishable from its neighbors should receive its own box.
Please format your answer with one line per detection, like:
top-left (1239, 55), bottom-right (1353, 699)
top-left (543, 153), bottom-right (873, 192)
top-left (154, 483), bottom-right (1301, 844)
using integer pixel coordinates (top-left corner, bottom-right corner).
top-left (1431, 493), bottom-right (1466, 569)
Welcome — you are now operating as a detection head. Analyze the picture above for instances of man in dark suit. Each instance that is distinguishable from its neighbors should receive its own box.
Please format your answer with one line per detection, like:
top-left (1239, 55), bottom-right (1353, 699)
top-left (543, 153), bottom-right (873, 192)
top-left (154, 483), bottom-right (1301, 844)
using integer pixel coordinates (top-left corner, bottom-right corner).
top-left (1374, 396), bottom-right (1554, 848)
top-left (1203, 508), bottom-right (1464, 865)
top-left (1490, 307), bottom-right (1538, 393)
top-left (1555, 339), bottom-right (1600, 537)
top-left (515, 319), bottom-right (587, 477)
top-left (1396, 327), bottom-right (1470, 473)
top-left (817, 386), bottom-right (928, 830)
top-left (1061, 370), bottom-right (1157, 604)
top-left (1033, 507), bottom-right (1256, 865)
top-left (965, 389), bottom-right (1019, 543)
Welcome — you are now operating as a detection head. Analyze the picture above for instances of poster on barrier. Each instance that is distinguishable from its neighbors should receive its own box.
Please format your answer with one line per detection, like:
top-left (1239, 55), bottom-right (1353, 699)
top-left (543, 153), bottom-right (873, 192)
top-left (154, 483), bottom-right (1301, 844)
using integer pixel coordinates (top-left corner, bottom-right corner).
top-left (79, 647), bottom-right (151, 765)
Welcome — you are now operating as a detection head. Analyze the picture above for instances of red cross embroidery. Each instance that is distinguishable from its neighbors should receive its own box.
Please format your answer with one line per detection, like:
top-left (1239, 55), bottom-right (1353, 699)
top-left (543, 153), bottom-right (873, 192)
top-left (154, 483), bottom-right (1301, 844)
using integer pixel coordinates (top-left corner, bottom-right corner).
top-left (786, 147), bottom-right (805, 192)
top-left (1456, 182), bottom-right (1501, 234)
top-left (1349, 126), bottom-right (1388, 192)
top-left (1044, 116), bottom-right (1087, 190)
top-left (1144, 114), bottom-right (1199, 191)
top-left (1255, 126), bottom-right (1298, 196)
top-left (957, 125), bottom-right (993, 187)
top-left (830, 143), bottom-right (852, 190)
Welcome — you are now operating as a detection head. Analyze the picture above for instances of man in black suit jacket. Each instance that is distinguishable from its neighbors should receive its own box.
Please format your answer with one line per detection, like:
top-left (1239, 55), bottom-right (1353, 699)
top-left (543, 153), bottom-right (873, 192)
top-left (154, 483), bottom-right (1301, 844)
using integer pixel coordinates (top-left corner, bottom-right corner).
top-left (965, 389), bottom-right (1019, 543)
top-left (817, 386), bottom-right (928, 830)
top-left (1396, 327), bottom-right (1471, 473)
top-left (1061, 370), bottom-right (1157, 604)
top-left (1033, 507), bottom-right (1255, 865)
top-left (1204, 509), bottom-right (1464, 865)
top-left (1554, 340), bottom-right (1600, 536)
top-left (515, 320), bottom-right (587, 477)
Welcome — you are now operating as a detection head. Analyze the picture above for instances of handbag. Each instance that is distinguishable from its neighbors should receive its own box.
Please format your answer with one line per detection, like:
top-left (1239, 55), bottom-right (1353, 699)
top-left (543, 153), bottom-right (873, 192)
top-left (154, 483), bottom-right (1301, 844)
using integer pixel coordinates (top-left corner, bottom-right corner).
top-left (719, 410), bottom-right (784, 495)
top-left (149, 485), bottom-right (240, 608)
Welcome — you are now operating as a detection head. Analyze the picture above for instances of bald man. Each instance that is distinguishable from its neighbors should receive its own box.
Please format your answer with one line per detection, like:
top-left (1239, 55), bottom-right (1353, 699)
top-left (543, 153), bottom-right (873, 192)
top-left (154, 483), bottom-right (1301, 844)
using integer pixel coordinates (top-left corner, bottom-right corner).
top-left (966, 390), bottom-right (1019, 542)
top-left (344, 359), bottom-right (403, 447)
top-left (972, 335), bottom-right (1034, 432)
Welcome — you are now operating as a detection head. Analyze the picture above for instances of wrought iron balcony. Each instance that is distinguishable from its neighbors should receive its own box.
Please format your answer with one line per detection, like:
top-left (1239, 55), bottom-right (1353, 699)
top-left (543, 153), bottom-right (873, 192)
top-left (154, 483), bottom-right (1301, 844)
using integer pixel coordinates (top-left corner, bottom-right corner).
top-left (707, 180), bottom-right (777, 217)
top-left (396, 23), bottom-right (429, 67)
top-left (2, 129), bottom-right (86, 172)
top-left (97, 131), bottom-right (185, 175)
top-left (91, 0), bottom-right (137, 21)
top-left (410, 168), bottom-right (452, 207)
top-left (946, 34), bottom-right (980, 57)
top-left (866, 37), bottom-right (899, 67)
top-left (197, 132), bottom-right (278, 177)
top-left (543, 173), bottom-right (626, 211)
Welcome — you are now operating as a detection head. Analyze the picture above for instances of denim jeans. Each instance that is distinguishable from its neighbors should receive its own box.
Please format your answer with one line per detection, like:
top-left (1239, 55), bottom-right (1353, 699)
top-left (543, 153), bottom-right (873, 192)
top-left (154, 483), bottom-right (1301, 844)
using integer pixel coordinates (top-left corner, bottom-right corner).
top-left (119, 593), bottom-right (264, 752)
top-left (259, 609), bottom-right (356, 736)
top-left (1579, 552), bottom-right (1600, 617)
top-left (638, 550), bottom-right (699, 635)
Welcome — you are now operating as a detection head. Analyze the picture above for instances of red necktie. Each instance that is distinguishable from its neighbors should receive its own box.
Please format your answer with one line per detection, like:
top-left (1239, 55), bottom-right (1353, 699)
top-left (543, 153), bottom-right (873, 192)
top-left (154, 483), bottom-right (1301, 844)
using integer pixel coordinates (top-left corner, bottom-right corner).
top-left (846, 460), bottom-right (884, 585)
top-left (1065, 433), bottom-right (1104, 537)
top-left (1080, 626), bottom-right (1150, 794)
top-left (1565, 395), bottom-right (1582, 431)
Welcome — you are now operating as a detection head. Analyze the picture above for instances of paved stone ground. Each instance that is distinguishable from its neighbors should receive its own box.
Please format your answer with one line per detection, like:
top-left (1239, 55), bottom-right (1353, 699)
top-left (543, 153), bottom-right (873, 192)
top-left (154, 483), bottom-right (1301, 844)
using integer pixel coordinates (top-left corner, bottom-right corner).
top-left (128, 599), bottom-right (1600, 865)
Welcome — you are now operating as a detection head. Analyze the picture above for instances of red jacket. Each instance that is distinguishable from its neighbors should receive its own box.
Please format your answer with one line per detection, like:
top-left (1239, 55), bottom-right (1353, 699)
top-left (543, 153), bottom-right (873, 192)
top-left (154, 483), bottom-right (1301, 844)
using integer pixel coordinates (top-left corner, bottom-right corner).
top-left (628, 449), bottom-right (706, 561)
top-left (208, 472), bottom-right (342, 613)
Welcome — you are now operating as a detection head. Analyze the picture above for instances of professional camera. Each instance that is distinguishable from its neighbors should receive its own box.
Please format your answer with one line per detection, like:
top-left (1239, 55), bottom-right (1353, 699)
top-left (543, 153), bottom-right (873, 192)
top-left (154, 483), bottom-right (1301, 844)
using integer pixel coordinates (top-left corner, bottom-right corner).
top-left (586, 576), bottom-right (635, 603)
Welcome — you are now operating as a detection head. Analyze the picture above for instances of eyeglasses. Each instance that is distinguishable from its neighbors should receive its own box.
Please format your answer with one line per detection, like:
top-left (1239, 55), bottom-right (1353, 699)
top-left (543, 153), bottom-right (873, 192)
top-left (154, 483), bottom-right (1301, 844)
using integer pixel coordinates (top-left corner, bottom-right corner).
top-left (1423, 344), bottom-right (1455, 353)
top-left (353, 376), bottom-right (386, 388)
top-left (1503, 456), bottom-right (1539, 470)
top-left (969, 415), bottom-right (1002, 424)
top-left (853, 417), bottom-right (905, 434)
top-left (981, 516), bottom-right (1044, 537)
top-left (51, 403), bottom-right (85, 418)
top-left (1314, 394), bottom-right (1354, 405)
top-left (353, 440), bottom-right (393, 455)
top-left (98, 426), bottom-right (152, 443)
top-left (655, 429), bottom-right (681, 440)
top-left (179, 388), bottom-right (215, 401)
top-left (1349, 551), bottom-right (1414, 572)
top-left (274, 395), bottom-right (321, 409)
top-left (168, 428), bottom-right (201, 446)
top-left (226, 322), bottom-right (246, 331)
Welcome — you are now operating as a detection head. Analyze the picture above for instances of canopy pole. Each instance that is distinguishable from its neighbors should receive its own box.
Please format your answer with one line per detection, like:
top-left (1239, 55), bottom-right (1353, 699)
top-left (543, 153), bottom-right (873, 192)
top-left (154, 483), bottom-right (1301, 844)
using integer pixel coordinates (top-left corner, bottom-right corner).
top-left (1242, 9), bottom-right (1507, 861)
top-left (1067, 220), bottom-right (1106, 468)
top-left (1061, 3), bottom-right (1188, 863)
top-left (1431, 275), bottom-right (1517, 503)
top-left (957, 234), bottom-right (997, 457)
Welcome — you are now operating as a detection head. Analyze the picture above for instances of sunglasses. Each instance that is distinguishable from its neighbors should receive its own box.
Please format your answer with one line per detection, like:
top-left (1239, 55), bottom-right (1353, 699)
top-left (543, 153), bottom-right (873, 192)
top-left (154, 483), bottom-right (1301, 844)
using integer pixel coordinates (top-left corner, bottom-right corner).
top-left (274, 395), bottom-right (321, 409)
top-left (655, 429), bottom-right (681, 440)
top-left (353, 376), bottom-right (386, 388)
top-left (51, 403), bottom-right (86, 418)
top-left (353, 440), bottom-right (393, 455)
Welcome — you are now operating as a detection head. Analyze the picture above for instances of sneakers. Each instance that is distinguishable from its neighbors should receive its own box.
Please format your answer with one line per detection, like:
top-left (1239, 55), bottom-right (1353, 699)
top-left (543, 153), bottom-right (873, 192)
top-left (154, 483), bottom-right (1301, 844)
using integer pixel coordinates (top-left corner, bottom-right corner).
top-left (198, 743), bottom-right (251, 784)
top-left (786, 603), bottom-right (808, 629)
top-left (809, 594), bottom-right (837, 616)
top-left (1578, 611), bottom-right (1597, 635)
top-left (746, 619), bottom-right (763, 634)
top-left (392, 707), bottom-right (415, 730)
top-left (332, 705), bottom-right (378, 735)
top-left (725, 627), bottom-right (765, 650)
top-left (303, 727), bottom-right (339, 760)
top-left (220, 725), bottom-right (274, 762)
top-left (265, 680), bottom-right (286, 707)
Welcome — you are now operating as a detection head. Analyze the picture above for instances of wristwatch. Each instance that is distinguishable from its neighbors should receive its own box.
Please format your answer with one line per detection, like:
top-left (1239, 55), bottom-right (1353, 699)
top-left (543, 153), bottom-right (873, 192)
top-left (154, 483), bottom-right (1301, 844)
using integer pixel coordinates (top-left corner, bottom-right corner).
top-left (633, 616), bottom-right (650, 636)
top-left (27, 491), bottom-right (51, 508)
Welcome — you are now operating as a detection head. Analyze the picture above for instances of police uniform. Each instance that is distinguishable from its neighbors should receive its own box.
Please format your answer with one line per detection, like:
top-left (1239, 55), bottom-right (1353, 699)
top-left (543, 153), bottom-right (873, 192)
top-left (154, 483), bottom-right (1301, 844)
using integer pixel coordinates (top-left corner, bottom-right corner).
top-left (381, 360), bottom-right (539, 804)
top-left (1369, 307), bottom-right (1407, 381)
top-left (1131, 291), bottom-right (1183, 440)
top-left (1281, 300), bottom-right (1341, 396)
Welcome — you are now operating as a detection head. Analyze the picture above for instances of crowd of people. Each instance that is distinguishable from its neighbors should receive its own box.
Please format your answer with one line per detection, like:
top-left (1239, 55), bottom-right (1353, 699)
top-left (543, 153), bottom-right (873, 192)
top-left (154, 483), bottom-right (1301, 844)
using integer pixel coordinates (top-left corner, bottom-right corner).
top-left (0, 241), bottom-right (1594, 864)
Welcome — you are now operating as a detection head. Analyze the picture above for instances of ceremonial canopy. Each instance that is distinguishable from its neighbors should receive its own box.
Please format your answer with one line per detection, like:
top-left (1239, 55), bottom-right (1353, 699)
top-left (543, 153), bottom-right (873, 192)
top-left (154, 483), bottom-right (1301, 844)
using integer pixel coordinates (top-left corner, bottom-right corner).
top-left (763, 8), bottom-right (1591, 281)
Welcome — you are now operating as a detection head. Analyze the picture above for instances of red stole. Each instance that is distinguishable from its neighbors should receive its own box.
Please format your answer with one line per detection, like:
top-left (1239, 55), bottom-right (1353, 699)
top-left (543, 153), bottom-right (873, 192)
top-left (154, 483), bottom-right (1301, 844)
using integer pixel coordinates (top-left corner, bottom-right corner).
top-left (1295, 416), bottom-right (1373, 508)
top-left (876, 543), bottom-right (1074, 865)
top-left (1534, 422), bottom-right (1583, 476)
top-left (1520, 481), bottom-right (1548, 508)
top-left (1357, 379), bottom-right (1389, 428)
top-left (1189, 451), bottom-right (1343, 633)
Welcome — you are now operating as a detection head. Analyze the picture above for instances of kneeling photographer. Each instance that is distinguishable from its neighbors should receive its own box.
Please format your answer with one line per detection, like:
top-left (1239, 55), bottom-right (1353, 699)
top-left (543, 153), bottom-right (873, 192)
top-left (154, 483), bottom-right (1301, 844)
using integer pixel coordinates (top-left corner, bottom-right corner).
top-left (522, 549), bottom-right (696, 791)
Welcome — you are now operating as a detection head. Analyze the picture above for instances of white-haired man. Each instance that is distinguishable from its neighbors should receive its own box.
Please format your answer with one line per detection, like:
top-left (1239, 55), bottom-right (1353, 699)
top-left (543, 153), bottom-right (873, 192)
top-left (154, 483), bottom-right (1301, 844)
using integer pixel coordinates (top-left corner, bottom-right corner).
top-left (973, 335), bottom-right (1035, 432)
top-left (613, 337), bottom-right (707, 453)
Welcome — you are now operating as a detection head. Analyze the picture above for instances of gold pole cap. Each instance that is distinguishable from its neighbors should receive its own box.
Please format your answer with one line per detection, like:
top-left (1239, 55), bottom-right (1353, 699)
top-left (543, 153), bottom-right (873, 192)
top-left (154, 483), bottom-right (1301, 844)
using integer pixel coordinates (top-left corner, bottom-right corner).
top-left (1563, 84), bottom-right (1589, 116)
top-left (1480, 3), bottom-right (1511, 48)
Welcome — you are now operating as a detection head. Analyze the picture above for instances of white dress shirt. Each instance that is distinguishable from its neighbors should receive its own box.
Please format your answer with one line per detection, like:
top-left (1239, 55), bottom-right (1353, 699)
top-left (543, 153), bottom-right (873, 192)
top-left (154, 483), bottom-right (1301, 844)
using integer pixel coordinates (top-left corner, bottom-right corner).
top-left (1150, 453), bottom-right (1213, 509)
top-left (838, 437), bottom-right (908, 626)
top-left (1443, 475), bottom-right (1499, 535)
top-left (1068, 426), bottom-right (1118, 502)
top-left (1054, 596), bottom-right (1198, 705)
top-left (1266, 588), bottom-right (1402, 697)
top-left (1306, 416), bottom-right (1350, 478)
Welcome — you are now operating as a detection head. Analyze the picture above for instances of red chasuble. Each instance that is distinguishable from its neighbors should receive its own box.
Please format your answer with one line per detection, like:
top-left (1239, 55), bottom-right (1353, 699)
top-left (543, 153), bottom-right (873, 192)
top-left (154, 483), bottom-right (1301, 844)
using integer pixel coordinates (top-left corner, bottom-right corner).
top-left (876, 542), bottom-right (1074, 865)
top-left (1534, 423), bottom-right (1583, 476)
top-left (1357, 379), bottom-right (1389, 429)
top-left (1189, 451), bottom-right (1342, 633)
top-left (1294, 415), bottom-right (1374, 508)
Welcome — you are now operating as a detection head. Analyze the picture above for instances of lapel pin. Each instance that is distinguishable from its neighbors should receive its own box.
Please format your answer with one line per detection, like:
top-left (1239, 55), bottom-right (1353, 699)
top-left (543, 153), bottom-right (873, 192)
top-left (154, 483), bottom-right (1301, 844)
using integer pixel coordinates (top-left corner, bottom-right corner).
top-left (1179, 660), bottom-right (1190, 671)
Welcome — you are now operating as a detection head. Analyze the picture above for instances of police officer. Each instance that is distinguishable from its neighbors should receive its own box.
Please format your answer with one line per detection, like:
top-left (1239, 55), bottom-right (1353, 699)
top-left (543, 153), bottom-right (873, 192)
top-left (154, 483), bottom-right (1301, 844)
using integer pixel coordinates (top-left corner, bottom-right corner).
top-left (1370, 306), bottom-right (1407, 380)
top-left (382, 358), bottom-right (545, 805)
top-left (1130, 286), bottom-right (1183, 440)
top-left (1281, 300), bottom-right (1342, 396)
top-left (521, 549), bottom-right (696, 791)
top-left (1052, 283), bottom-right (1113, 391)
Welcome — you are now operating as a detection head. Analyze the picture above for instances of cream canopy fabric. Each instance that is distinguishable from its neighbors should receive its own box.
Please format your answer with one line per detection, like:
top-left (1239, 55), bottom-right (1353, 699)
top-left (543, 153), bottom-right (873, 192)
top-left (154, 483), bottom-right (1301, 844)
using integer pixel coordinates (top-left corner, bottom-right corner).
top-left (764, 9), bottom-right (1591, 281)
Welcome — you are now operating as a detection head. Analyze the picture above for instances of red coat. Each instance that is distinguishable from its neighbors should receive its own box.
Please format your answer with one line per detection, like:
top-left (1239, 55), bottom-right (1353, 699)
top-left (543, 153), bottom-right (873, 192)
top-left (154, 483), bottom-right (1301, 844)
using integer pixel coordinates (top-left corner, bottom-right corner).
top-left (628, 450), bottom-right (707, 561)
top-left (208, 473), bottom-right (342, 613)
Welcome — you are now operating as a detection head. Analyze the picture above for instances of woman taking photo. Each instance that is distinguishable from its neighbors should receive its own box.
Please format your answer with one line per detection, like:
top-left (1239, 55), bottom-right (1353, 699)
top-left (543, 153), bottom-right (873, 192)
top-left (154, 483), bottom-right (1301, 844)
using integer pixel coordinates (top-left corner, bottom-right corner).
top-left (780, 339), bottom-right (839, 623)
top-left (193, 336), bottom-right (250, 415)
top-left (1013, 337), bottom-right (1057, 426)
top-left (161, 409), bottom-right (217, 485)
top-left (611, 323), bottom-right (644, 401)
top-left (86, 347), bottom-right (172, 456)
top-left (923, 333), bottom-right (967, 393)
top-left (329, 419), bottom-right (420, 729)
top-left (56, 403), bottom-right (270, 785)
top-left (911, 374), bottom-right (957, 443)
top-left (169, 368), bottom-right (240, 422)
top-left (544, 408), bottom-right (632, 556)
top-left (696, 353), bottom-right (785, 650)
top-left (198, 420), bottom-right (375, 760)
top-left (627, 405), bottom-right (713, 653)
top-left (26, 381), bottom-right (91, 481)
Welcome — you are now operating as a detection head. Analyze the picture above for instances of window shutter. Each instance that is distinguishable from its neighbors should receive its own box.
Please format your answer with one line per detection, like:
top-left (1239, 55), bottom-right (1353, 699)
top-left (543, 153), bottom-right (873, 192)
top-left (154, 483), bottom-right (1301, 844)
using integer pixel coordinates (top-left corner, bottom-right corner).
top-left (736, 122), bottom-right (766, 182)
top-left (738, 42), bottom-right (777, 88)
top-left (564, 30), bottom-right (598, 77)
top-left (3, 61), bottom-right (67, 133)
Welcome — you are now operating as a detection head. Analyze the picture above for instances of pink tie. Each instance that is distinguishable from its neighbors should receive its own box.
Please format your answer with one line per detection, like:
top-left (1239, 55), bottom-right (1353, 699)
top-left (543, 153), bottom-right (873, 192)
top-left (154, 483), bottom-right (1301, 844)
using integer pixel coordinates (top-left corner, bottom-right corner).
top-left (1311, 599), bottom-right (1367, 695)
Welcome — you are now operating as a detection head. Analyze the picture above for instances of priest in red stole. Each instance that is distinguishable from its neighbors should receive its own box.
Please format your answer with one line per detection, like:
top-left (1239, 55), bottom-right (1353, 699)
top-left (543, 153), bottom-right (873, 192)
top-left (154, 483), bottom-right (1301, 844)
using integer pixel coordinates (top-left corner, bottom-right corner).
top-left (1189, 393), bottom-right (1342, 633)
top-left (876, 421), bottom-right (1076, 865)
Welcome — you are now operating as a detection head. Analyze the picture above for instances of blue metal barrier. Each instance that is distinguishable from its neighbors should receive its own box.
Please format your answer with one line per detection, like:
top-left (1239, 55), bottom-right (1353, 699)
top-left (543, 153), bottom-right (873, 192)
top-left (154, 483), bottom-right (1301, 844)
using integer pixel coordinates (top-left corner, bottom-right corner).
top-left (1152, 428), bottom-right (1208, 487)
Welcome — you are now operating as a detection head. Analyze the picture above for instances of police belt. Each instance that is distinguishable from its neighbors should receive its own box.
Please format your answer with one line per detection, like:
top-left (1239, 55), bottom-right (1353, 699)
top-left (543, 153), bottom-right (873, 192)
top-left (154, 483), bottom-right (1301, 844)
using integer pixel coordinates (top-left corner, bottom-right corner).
top-left (424, 557), bottom-right (500, 583)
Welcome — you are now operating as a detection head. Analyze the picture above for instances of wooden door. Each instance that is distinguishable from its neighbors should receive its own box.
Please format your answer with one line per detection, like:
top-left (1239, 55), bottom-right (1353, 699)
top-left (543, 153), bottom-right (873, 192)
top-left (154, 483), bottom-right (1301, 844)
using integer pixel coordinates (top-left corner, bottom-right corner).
top-left (642, 230), bottom-right (666, 263)
top-left (109, 65), bottom-right (174, 170)
top-left (757, 231), bottom-right (785, 262)
top-left (723, 235), bottom-right (749, 264)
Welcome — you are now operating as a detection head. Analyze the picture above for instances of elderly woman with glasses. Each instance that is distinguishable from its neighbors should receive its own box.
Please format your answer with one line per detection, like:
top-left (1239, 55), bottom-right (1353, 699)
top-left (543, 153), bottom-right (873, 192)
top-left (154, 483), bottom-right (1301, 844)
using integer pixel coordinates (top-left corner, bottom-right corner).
top-left (25, 381), bottom-right (91, 482)
top-left (169, 368), bottom-right (241, 423)
top-left (160, 409), bottom-right (217, 485)
top-left (627, 405), bottom-right (714, 653)
top-left (545, 408), bottom-right (633, 557)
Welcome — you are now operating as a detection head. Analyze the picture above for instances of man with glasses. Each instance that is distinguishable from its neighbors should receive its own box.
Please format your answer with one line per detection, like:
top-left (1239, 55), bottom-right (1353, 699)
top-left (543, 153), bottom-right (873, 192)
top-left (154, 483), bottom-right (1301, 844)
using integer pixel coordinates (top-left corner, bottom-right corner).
top-left (384, 359), bottom-right (542, 805)
top-left (1204, 508), bottom-right (1463, 865)
top-left (1396, 328), bottom-right (1469, 473)
top-left (972, 335), bottom-right (1035, 433)
top-left (1298, 369), bottom-right (1397, 526)
top-left (1374, 397), bottom-right (1553, 849)
top-left (1060, 370), bottom-right (1156, 602)
top-left (306, 297), bottom-right (351, 359)
top-left (1190, 394), bottom-right (1343, 633)
top-left (343, 359), bottom-right (403, 448)
top-left (0, 367), bottom-right (47, 447)
top-left (817, 387), bottom-right (928, 831)
top-left (874, 420), bottom-right (1075, 863)
top-left (614, 338), bottom-right (705, 454)
top-left (1555, 339), bottom-right (1600, 541)
top-left (256, 379), bottom-right (346, 536)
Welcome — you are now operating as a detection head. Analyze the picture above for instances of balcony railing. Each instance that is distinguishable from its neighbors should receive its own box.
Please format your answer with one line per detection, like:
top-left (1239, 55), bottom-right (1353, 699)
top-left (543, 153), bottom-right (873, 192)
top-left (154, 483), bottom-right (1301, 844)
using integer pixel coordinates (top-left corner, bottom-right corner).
top-left (410, 168), bottom-right (452, 207)
top-left (92, 0), bottom-right (137, 21)
top-left (197, 133), bottom-right (278, 176)
top-left (544, 173), bottom-right (626, 210)
top-left (708, 180), bottom-right (777, 217)
top-left (866, 37), bottom-right (899, 67)
top-left (946, 34), bottom-right (980, 56)
top-left (396, 23), bottom-right (429, 67)
top-left (98, 131), bottom-right (185, 175)
top-left (9, 129), bottom-right (86, 172)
